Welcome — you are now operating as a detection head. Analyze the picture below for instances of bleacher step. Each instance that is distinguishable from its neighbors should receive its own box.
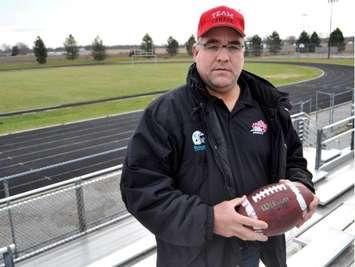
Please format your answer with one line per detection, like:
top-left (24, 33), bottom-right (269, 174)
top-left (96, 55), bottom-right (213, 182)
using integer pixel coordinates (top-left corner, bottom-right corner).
top-left (87, 234), bottom-right (156, 267)
top-left (316, 163), bottom-right (354, 206)
top-left (311, 169), bottom-right (328, 183)
top-left (345, 223), bottom-right (355, 236)
top-left (132, 253), bottom-right (157, 267)
top-left (320, 148), bottom-right (342, 163)
top-left (287, 229), bottom-right (354, 267)
top-left (285, 211), bottom-right (323, 243)
top-left (296, 203), bottom-right (354, 244)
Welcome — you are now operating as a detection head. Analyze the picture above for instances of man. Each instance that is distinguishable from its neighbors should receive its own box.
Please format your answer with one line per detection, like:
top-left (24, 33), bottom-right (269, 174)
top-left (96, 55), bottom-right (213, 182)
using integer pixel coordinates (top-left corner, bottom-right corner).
top-left (120, 5), bottom-right (319, 267)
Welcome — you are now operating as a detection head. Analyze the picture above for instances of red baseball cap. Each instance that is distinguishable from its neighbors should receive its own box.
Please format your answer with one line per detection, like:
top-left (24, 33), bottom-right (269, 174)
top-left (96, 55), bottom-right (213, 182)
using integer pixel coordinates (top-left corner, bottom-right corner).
top-left (197, 6), bottom-right (245, 38)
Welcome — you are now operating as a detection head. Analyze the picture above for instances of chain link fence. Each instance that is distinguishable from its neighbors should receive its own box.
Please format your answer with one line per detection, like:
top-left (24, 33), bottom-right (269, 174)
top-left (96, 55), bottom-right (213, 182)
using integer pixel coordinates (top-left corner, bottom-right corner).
top-left (0, 167), bottom-right (126, 265)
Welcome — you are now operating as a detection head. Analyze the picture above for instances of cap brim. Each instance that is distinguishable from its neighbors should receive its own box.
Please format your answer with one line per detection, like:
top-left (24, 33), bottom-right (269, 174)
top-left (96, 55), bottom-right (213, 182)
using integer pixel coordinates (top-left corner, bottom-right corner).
top-left (198, 24), bottom-right (245, 38)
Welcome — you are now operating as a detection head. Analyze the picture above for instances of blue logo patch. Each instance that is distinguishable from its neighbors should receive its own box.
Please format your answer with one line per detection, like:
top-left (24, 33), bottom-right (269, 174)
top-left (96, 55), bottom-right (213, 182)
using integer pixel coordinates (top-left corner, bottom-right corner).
top-left (192, 130), bottom-right (206, 152)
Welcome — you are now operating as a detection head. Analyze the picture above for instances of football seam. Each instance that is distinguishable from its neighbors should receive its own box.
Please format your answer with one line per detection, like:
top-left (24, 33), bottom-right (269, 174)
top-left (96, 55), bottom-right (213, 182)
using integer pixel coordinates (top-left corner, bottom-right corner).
top-left (285, 181), bottom-right (307, 213)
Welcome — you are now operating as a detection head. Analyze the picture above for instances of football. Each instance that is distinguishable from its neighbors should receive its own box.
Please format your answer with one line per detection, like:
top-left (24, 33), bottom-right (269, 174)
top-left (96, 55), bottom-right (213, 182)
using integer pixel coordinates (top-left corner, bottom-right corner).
top-left (237, 181), bottom-right (314, 236)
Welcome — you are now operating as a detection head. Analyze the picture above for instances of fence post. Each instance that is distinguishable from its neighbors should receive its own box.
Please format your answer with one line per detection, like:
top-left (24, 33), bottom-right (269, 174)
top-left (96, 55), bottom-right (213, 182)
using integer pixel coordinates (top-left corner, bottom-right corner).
top-left (1, 244), bottom-right (15, 267)
top-left (329, 93), bottom-right (335, 124)
top-left (3, 181), bottom-right (17, 257)
top-left (75, 181), bottom-right (87, 232)
top-left (315, 91), bottom-right (319, 126)
top-left (351, 104), bottom-right (354, 151)
top-left (315, 128), bottom-right (323, 170)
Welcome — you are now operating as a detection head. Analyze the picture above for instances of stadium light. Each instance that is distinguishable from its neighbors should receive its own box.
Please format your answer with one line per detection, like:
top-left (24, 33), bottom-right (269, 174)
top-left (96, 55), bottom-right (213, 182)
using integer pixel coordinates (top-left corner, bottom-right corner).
top-left (327, 0), bottom-right (338, 59)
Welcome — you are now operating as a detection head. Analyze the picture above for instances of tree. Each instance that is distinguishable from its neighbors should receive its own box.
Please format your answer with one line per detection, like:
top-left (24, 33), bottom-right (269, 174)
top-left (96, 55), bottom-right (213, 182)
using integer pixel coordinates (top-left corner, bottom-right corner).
top-left (185, 35), bottom-right (196, 56)
top-left (166, 36), bottom-right (179, 56)
top-left (91, 36), bottom-right (106, 61)
top-left (266, 31), bottom-right (282, 54)
top-left (296, 31), bottom-right (310, 53)
top-left (11, 46), bottom-right (19, 56)
top-left (0, 44), bottom-right (11, 55)
top-left (15, 42), bottom-right (30, 55)
top-left (309, 32), bottom-right (321, 53)
top-left (250, 35), bottom-right (263, 56)
top-left (141, 33), bottom-right (154, 55)
top-left (329, 28), bottom-right (345, 52)
top-left (33, 36), bottom-right (48, 64)
top-left (64, 34), bottom-right (79, 60)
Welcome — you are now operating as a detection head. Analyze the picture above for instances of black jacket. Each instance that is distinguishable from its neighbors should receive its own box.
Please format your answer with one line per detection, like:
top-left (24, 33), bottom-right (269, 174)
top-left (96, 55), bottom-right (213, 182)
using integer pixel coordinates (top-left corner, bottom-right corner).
top-left (120, 64), bottom-right (314, 267)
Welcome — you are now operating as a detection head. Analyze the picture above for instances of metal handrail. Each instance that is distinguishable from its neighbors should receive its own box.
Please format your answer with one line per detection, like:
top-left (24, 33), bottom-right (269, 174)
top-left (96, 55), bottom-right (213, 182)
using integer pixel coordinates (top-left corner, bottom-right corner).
top-left (322, 128), bottom-right (355, 145)
top-left (322, 115), bottom-right (355, 131)
top-left (315, 114), bottom-right (354, 170)
top-left (291, 112), bottom-right (311, 120)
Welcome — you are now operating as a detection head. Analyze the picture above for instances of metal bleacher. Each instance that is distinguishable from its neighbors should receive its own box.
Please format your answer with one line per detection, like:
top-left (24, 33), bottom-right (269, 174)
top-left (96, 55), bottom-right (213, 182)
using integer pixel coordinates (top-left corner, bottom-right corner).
top-left (1, 105), bottom-right (354, 267)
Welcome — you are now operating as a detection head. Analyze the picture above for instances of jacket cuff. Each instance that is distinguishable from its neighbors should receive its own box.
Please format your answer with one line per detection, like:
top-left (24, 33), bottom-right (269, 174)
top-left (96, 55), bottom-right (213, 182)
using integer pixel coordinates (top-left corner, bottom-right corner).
top-left (206, 206), bottom-right (214, 240)
top-left (289, 172), bottom-right (315, 193)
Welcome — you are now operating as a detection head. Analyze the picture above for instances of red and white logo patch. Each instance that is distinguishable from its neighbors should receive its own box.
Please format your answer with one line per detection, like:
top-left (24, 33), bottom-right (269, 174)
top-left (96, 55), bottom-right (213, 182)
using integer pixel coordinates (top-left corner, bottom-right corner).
top-left (250, 120), bottom-right (268, 135)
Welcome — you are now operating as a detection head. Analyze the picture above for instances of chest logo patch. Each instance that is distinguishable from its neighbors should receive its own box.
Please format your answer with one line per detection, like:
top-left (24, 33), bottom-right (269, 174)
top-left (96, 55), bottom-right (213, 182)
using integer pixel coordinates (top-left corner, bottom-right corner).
top-left (250, 120), bottom-right (268, 135)
top-left (192, 130), bottom-right (206, 151)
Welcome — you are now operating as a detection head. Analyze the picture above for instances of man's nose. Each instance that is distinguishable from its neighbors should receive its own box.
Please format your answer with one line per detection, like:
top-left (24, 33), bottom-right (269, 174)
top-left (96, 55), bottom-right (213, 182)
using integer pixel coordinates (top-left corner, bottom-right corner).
top-left (216, 47), bottom-right (230, 62)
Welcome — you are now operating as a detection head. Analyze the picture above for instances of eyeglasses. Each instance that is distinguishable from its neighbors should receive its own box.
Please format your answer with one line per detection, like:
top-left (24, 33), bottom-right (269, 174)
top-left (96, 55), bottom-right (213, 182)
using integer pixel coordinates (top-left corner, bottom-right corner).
top-left (198, 41), bottom-right (245, 54)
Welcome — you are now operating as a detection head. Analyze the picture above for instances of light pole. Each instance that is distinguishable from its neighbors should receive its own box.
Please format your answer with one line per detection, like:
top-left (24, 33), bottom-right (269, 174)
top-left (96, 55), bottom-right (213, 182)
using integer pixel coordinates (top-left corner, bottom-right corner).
top-left (327, 0), bottom-right (338, 59)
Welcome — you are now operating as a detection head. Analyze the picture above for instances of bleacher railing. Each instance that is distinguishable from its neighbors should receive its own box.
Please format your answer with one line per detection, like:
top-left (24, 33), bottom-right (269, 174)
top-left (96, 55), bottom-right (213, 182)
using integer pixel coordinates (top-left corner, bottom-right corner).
top-left (0, 166), bottom-right (126, 266)
top-left (291, 112), bottom-right (314, 146)
top-left (315, 115), bottom-right (355, 170)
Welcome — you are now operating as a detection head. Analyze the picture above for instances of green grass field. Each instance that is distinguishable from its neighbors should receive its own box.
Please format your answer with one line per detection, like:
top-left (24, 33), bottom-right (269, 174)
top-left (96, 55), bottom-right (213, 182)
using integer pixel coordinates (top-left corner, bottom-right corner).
top-left (0, 62), bottom-right (321, 113)
top-left (0, 61), bottom-right (325, 134)
top-left (0, 95), bottom-right (156, 134)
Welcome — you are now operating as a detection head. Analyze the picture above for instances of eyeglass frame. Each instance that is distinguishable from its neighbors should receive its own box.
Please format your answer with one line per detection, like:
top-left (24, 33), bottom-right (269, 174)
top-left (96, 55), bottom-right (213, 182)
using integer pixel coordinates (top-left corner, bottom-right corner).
top-left (197, 40), bottom-right (245, 54)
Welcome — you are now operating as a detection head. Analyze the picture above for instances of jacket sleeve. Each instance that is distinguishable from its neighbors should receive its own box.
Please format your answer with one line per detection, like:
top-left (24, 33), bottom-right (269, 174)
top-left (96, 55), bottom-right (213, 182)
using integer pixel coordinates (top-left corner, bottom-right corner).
top-left (281, 108), bottom-right (315, 193)
top-left (120, 102), bottom-right (214, 247)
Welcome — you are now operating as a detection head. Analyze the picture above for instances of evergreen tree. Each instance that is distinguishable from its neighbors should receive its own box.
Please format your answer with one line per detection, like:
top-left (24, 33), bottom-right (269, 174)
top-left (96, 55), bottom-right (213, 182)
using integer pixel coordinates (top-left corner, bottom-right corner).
top-left (91, 36), bottom-right (106, 61)
top-left (329, 28), bottom-right (345, 52)
top-left (185, 35), bottom-right (196, 56)
top-left (266, 31), bottom-right (282, 54)
top-left (11, 46), bottom-right (19, 56)
top-left (64, 34), bottom-right (79, 60)
top-left (166, 36), bottom-right (179, 56)
top-left (141, 33), bottom-right (154, 55)
top-left (309, 32), bottom-right (321, 53)
top-left (297, 31), bottom-right (310, 53)
top-left (33, 36), bottom-right (48, 64)
top-left (250, 35), bottom-right (263, 56)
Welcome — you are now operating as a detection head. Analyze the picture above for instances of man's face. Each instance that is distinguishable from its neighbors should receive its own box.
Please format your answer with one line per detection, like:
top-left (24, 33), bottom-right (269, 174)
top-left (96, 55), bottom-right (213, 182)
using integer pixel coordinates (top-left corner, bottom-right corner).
top-left (192, 27), bottom-right (245, 94)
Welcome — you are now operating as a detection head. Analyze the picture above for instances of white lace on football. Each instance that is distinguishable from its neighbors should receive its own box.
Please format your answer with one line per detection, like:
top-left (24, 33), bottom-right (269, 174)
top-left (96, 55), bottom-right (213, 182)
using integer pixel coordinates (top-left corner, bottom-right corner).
top-left (251, 184), bottom-right (287, 203)
top-left (285, 181), bottom-right (307, 212)
top-left (241, 198), bottom-right (258, 219)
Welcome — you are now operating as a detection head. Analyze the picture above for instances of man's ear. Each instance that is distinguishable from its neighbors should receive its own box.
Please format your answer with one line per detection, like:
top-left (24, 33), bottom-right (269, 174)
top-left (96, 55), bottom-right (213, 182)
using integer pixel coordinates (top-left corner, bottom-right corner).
top-left (192, 45), bottom-right (199, 62)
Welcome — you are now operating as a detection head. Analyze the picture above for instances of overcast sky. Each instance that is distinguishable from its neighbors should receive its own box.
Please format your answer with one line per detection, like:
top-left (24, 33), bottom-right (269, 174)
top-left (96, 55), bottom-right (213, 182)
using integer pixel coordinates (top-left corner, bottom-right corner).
top-left (1, 0), bottom-right (354, 49)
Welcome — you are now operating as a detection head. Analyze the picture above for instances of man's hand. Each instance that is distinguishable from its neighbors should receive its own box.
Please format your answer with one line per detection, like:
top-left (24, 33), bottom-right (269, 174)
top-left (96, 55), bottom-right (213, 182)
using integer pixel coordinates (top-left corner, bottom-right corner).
top-left (279, 179), bottom-right (319, 227)
top-left (213, 196), bottom-right (268, 241)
